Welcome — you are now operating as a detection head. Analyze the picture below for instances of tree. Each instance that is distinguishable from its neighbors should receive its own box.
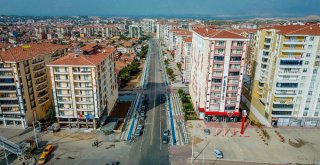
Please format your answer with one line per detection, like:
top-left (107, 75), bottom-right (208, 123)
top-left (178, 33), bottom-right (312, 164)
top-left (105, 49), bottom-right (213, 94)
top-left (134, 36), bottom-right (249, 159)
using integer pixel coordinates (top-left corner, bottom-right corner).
top-left (178, 89), bottom-right (184, 96)
top-left (177, 63), bottom-right (181, 72)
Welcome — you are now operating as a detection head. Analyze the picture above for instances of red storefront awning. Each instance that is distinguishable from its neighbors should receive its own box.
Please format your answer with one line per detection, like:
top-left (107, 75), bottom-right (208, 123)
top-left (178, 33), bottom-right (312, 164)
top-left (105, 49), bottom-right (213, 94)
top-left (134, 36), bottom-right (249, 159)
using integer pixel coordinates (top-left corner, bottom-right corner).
top-left (198, 108), bottom-right (240, 117)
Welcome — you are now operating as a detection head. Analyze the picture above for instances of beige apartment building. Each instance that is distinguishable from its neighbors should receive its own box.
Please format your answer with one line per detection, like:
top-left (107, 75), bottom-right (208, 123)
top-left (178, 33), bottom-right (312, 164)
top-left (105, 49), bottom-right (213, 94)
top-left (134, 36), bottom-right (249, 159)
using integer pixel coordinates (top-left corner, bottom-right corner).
top-left (242, 23), bottom-right (320, 127)
top-left (0, 43), bottom-right (68, 128)
top-left (47, 45), bottom-right (118, 129)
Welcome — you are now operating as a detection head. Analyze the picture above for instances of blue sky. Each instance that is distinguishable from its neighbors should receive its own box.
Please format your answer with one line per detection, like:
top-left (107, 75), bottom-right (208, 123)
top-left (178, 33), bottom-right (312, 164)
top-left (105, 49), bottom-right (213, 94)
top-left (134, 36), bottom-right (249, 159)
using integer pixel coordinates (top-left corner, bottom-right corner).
top-left (0, 0), bottom-right (319, 17)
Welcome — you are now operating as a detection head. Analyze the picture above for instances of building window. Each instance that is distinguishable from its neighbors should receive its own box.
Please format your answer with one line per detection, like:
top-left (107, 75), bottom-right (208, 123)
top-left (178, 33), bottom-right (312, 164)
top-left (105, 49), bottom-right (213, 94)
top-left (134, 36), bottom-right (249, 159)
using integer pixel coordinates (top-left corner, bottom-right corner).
top-left (216, 41), bottom-right (225, 46)
top-left (306, 53), bottom-right (311, 57)
top-left (273, 104), bottom-right (294, 109)
top-left (303, 69), bottom-right (307, 72)
top-left (212, 79), bottom-right (222, 83)
top-left (308, 91), bottom-right (313, 95)
top-left (308, 45), bottom-right (312, 49)
top-left (305, 61), bottom-right (309, 65)
top-left (272, 111), bottom-right (292, 115)
top-left (310, 37), bottom-right (314, 41)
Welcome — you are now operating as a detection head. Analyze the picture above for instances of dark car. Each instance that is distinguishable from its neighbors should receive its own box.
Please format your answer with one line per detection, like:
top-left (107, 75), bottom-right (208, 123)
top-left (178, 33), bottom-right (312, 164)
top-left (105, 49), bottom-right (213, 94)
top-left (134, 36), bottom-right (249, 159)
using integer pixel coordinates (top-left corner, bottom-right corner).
top-left (162, 136), bottom-right (169, 144)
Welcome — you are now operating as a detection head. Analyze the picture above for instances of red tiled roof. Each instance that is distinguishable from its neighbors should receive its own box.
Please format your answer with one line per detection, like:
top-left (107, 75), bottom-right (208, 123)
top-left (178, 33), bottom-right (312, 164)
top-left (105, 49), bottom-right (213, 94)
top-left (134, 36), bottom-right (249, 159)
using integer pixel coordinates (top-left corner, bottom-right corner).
top-left (81, 43), bottom-right (98, 51)
top-left (0, 43), bottom-right (68, 62)
top-left (176, 30), bottom-right (192, 36)
top-left (261, 23), bottom-right (320, 35)
top-left (183, 37), bottom-right (192, 43)
top-left (193, 27), bottom-right (247, 39)
top-left (48, 47), bottom-right (116, 66)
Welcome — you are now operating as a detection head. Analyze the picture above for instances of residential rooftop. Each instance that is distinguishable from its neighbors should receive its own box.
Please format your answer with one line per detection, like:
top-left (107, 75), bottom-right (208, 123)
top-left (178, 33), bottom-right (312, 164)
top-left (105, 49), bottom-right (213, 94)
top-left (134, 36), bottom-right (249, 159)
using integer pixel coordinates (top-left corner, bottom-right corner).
top-left (0, 43), bottom-right (68, 62)
top-left (48, 47), bottom-right (116, 66)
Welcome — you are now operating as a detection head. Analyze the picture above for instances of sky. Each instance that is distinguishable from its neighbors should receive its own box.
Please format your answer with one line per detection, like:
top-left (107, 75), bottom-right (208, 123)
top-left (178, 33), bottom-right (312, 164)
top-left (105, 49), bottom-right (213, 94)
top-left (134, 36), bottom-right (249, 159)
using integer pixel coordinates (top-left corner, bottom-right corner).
top-left (0, 0), bottom-right (320, 18)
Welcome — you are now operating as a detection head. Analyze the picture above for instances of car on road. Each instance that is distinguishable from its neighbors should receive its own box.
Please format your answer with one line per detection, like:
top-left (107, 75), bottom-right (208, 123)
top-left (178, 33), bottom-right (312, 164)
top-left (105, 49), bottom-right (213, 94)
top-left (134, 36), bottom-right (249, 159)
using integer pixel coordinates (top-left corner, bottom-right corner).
top-left (163, 129), bottom-right (169, 136)
top-left (162, 136), bottom-right (169, 144)
top-left (38, 144), bottom-right (54, 164)
top-left (214, 149), bottom-right (224, 159)
top-left (135, 130), bottom-right (142, 136)
top-left (204, 129), bottom-right (211, 135)
top-left (137, 124), bottom-right (144, 130)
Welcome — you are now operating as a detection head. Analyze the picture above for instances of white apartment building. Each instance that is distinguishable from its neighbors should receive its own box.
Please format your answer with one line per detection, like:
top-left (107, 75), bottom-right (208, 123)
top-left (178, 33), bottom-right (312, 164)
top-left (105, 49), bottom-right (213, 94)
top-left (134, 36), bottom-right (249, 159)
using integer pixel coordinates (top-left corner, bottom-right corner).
top-left (181, 37), bottom-right (192, 84)
top-left (190, 27), bottom-right (249, 122)
top-left (142, 19), bottom-right (155, 33)
top-left (129, 25), bottom-right (142, 39)
top-left (173, 30), bottom-right (192, 62)
top-left (48, 45), bottom-right (118, 129)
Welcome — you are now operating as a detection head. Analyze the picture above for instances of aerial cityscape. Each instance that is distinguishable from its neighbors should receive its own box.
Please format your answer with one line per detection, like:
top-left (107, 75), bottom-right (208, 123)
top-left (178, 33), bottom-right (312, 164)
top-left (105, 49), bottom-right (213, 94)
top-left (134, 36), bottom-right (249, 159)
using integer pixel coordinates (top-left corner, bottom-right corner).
top-left (0, 0), bottom-right (320, 165)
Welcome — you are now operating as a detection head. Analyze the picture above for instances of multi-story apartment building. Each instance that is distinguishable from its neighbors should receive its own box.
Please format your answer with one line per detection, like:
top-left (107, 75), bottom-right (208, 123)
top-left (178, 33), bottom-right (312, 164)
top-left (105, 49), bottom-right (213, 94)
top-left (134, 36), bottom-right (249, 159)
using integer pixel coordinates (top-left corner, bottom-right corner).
top-left (181, 37), bottom-right (192, 84)
top-left (242, 23), bottom-right (320, 127)
top-left (174, 30), bottom-right (193, 62)
top-left (0, 43), bottom-right (67, 128)
top-left (141, 19), bottom-right (155, 33)
top-left (129, 25), bottom-right (142, 39)
top-left (48, 45), bottom-right (118, 129)
top-left (79, 25), bottom-right (116, 38)
top-left (163, 22), bottom-right (180, 47)
top-left (190, 27), bottom-right (249, 122)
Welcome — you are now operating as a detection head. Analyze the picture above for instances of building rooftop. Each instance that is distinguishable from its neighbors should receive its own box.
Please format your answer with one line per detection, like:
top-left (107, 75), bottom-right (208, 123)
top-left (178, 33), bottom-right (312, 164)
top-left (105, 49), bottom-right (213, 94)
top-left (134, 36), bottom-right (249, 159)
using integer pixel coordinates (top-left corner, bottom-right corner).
top-left (0, 43), bottom-right (68, 62)
top-left (193, 27), bottom-right (247, 39)
top-left (48, 47), bottom-right (116, 66)
top-left (262, 23), bottom-right (320, 35)
top-left (183, 37), bottom-right (192, 43)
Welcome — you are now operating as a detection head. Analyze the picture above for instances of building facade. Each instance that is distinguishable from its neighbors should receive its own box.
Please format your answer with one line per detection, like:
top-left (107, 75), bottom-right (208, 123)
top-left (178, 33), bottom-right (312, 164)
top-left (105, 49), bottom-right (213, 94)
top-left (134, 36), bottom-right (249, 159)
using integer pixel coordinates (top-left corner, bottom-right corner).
top-left (0, 43), bottom-right (67, 128)
top-left (48, 45), bottom-right (118, 129)
top-left (189, 27), bottom-right (249, 122)
top-left (243, 23), bottom-right (320, 127)
top-left (129, 25), bottom-right (142, 39)
top-left (181, 37), bottom-right (192, 84)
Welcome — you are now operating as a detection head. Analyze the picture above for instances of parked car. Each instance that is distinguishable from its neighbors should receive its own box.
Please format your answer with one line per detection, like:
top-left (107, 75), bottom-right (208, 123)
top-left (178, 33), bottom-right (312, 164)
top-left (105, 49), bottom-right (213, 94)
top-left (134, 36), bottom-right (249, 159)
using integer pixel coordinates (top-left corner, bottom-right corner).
top-left (162, 136), bottom-right (169, 144)
top-left (163, 129), bottom-right (169, 136)
top-left (214, 149), bottom-right (223, 159)
top-left (137, 124), bottom-right (144, 130)
top-left (204, 129), bottom-right (211, 135)
top-left (135, 130), bottom-right (142, 136)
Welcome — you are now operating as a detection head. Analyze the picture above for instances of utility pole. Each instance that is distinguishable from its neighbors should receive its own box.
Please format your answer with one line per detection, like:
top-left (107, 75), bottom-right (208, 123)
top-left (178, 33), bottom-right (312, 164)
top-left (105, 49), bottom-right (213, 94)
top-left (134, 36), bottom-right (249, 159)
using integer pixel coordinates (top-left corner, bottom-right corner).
top-left (191, 136), bottom-right (194, 162)
top-left (33, 121), bottom-right (40, 148)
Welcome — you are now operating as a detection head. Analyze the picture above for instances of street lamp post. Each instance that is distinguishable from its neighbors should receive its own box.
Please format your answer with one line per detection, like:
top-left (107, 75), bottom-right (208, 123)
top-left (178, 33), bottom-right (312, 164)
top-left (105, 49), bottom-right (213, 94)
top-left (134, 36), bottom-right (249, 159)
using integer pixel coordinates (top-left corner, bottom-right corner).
top-left (32, 121), bottom-right (40, 148)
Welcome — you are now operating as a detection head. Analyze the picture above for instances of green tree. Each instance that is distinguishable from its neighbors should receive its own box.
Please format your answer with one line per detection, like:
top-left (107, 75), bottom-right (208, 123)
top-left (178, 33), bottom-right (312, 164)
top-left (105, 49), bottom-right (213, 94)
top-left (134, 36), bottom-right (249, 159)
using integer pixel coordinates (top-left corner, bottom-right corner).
top-left (177, 63), bottom-right (181, 72)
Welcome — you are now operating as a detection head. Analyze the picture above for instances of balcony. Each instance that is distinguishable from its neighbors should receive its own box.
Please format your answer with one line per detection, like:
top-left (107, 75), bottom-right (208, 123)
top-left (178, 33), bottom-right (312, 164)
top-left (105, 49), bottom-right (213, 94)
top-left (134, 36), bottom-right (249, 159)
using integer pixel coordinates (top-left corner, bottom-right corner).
top-left (73, 77), bottom-right (91, 82)
top-left (75, 94), bottom-right (93, 97)
top-left (257, 89), bottom-right (263, 95)
top-left (54, 71), bottom-right (69, 74)
top-left (76, 101), bottom-right (93, 105)
top-left (34, 72), bottom-right (46, 79)
top-left (36, 84), bottom-right (48, 92)
top-left (274, 92), bottom-right (297, 97)
top-left (0, 86), bottom-right (16, 93)
top-left (33, 64), bottom-right (45, 72)
top-left (0, 100), bottom-right (19, 107)
top-left (38, 90), bottom-right (48, 98)
top-left (58, 99), bottom-right (72, 104)
top-left (39, 96), bottom-right (49, 105)
top-left (35, 78), bottom-right (47, 85)
top-left (32, 59), bottom-right (44, 65)
top-left (73, 70), bottom-right (91, 74)
top-left (74, 85), bottom-right (92, 90)
top-left (55, 84), bottom-right (70, 89)
top-left (283, 39), bottom-right (306, 45)
top-left (273, 98), bottom-right (294, 104)
top-left (0, 67), bottom-right (12, 71)
top-left (282, 47), bottom-right (305, 53)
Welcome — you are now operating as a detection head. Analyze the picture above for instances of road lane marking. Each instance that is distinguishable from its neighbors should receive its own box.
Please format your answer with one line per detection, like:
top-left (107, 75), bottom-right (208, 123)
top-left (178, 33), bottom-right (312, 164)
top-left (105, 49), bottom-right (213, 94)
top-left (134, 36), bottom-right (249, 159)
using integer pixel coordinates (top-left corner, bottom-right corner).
top-left (150, 47), bottom-right (157, 145)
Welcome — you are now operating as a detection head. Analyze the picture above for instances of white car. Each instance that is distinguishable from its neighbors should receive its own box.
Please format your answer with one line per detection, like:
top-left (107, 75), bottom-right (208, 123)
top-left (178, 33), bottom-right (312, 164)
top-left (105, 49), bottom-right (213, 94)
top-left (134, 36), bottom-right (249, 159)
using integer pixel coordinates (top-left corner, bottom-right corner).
top-left (137, 124), bottom-right (144, 130)
top-left (214, 149), bottom-right (224, 159)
